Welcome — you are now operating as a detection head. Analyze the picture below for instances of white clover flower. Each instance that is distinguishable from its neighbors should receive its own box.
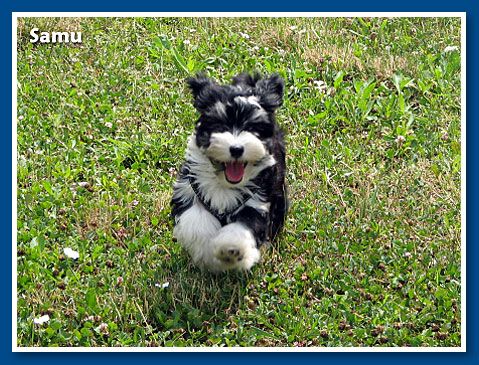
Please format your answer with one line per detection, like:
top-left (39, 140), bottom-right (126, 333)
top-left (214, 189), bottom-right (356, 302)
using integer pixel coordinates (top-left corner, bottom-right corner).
top-left (444, 45), bottom-right (459, 53)
top-left (155, 281), bottom-right (169, 289)
top-left (69, 181), bottom-right (91, 192)
top-left (313, 80), bottom-right (328, 92)
top-left (64, 247), bottom-right (79, 260)
top-left (395, 135), bottom-right (406, 145)
top-left (99, 323), bottom-right (108, 333)
top-left (105, 122), bottom-right (113, 128)
top-left (33, 314), bottom-right (50, 325)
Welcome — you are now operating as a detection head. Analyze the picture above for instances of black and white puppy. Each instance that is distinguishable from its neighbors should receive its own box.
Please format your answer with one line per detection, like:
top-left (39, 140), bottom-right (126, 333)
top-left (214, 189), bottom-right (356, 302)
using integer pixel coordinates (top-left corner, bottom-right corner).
top-left (171, 72), bottom-right (288, 272)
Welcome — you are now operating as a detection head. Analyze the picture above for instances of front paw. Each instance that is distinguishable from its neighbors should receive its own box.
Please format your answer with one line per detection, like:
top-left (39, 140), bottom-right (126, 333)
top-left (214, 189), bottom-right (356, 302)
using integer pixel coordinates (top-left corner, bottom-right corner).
top-left (212, 223), bottom-right (261, 271)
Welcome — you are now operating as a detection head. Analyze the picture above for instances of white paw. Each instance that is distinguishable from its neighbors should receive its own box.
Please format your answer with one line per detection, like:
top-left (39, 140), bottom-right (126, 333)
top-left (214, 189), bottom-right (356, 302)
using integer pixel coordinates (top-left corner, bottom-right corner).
top-left (211, 223), bottom-right (261, 271)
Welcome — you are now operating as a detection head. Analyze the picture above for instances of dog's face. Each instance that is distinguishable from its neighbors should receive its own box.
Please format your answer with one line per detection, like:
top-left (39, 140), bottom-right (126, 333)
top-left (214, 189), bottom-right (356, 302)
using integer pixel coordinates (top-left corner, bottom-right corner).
top-left (187, 73), bottom-right (285, 186)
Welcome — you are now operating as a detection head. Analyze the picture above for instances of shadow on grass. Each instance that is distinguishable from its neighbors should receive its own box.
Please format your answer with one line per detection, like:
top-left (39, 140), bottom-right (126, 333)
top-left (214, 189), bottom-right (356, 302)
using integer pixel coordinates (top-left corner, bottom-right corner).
top-left (131, 248), bottom-right (253, 333)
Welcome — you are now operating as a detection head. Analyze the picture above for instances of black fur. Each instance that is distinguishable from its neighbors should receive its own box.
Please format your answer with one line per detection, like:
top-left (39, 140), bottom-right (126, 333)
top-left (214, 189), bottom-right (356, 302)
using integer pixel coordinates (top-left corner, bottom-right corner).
top-left (171, 72), bottom-right (288, 270)
top-left (170, 165), bottom-right (194, 218)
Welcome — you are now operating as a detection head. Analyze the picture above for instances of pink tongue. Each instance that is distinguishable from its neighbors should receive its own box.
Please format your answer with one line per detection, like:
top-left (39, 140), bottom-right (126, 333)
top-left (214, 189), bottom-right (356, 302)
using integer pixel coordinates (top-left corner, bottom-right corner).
top-left (225, 162), bottom-right (245, 183)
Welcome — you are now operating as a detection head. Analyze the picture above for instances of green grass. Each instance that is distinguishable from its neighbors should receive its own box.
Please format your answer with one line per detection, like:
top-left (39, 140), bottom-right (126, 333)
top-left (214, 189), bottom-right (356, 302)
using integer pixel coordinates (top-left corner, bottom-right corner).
top-left (16, 16), bottom-right (462, 347)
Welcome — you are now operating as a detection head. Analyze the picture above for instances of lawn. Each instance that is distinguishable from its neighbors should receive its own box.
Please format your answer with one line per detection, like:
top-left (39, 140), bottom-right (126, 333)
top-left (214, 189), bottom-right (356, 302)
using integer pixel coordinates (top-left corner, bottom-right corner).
top-left (16, 16), bottom-right (462, 347)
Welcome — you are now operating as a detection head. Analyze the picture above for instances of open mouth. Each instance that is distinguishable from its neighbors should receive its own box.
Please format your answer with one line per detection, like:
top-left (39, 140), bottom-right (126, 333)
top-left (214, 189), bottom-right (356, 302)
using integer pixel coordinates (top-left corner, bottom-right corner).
top-left (224, 161), bottom-right (247, 184)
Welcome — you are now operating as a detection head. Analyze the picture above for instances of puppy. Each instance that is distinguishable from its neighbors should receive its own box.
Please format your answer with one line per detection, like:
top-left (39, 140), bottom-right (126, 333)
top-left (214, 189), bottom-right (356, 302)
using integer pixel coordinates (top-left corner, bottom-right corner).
top-left (171, 72), bottom-right (288, 272)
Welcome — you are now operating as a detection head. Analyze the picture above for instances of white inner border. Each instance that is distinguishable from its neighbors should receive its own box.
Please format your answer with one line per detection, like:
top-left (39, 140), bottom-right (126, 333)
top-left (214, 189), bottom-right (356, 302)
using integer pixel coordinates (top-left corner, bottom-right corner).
top-left (12, 12), bottom-right (466, 352)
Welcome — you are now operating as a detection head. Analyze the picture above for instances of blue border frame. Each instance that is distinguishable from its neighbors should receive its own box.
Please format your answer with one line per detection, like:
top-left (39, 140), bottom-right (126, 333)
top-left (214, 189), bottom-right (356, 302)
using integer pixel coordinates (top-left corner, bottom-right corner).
top-left (5, 1), bottom-right (477, 363)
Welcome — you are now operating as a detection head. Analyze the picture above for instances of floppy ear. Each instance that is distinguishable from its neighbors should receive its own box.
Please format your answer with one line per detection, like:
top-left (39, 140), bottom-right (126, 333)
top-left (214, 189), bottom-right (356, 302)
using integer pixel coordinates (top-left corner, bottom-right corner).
top-left (256, 74), bottom-right (285, 112)
top-left (186, 75), bottom-right (213, 99)
top-left (186, 75), bottom-right (220, 113)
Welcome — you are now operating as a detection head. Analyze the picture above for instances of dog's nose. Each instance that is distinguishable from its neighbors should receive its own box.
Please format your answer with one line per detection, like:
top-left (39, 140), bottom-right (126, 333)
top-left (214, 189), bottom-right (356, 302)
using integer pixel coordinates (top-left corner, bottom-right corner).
top-left (229, 145), bottom-right (244, 159)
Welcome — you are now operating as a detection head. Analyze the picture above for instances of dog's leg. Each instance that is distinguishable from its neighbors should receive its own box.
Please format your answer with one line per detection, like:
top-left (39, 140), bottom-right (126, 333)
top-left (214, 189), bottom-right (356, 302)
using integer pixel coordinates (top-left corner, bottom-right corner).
top-left (211, 222), bottom-right (261, 271)
top-left (212, 201), bottom-right (269, 270)
top-left (173, 203), bottom-right (223, 270)
top-left (270, 184), bottom-right (289, 240)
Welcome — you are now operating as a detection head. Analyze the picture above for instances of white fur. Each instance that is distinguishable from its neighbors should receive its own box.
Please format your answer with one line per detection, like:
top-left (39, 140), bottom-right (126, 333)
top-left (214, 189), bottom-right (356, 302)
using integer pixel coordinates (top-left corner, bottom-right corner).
top-left (212, 101), bottom-right (227, 118)
top-left (180, 136), bottom-right (275, 213)
top-left (234, 95), bottom-right (261, 108)
top-left (173, 134), bottom-right (276, 272)
top-left (207, 131), bottom-right (266, 163)
top-left (245, 195), bottom-right (271, 213)
top-left (234, 96), bottom-right (267, 118)
top-left (208, 97), bottom-right (265, 122)
top-left (173, 202), bottom-right (222, 269)
top-left (174, 204), bottom-right (260, 271)
top-left (182, 137), bottom-right (250, 213)
top-left (211, 223), bottom-right (261, 271)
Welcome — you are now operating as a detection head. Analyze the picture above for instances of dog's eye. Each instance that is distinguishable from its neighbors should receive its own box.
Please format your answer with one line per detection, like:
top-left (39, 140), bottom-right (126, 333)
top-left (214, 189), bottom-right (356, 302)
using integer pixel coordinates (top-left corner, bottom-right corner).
top-left (196, 129), bottom-right (211, 147)
top-left (245, 122), bottom-right (274, 139)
